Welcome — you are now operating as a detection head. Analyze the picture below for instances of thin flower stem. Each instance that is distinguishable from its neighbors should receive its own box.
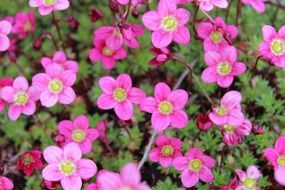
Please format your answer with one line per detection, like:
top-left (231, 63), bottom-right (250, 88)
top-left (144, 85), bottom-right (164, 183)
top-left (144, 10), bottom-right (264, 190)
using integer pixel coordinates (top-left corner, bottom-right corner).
top-left (250, 55), bottom-right (263, 87)
top-left (235, 0), bottom-right (242, 27)
top-left (52, 12), bottom-right (63, 41)
top-left (123, 0), bottom-right (132, 21)
top-left (45, 32), bottom-right (59, 50)
top-left (200, 8), bottom-right (214, 22)
top-left (225, 0), bottom-right (234, 22)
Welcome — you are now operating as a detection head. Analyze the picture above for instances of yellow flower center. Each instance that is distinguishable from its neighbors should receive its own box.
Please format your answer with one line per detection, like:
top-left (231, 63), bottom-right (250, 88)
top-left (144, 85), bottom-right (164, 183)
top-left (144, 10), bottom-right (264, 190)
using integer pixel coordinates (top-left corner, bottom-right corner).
top-left (59, 161), bottom-right (76, 176)
top-left (278, 156), bottom-right (285, 167)
top-left (189, 159), bottom-right (202, 172)
top-left (243, 177), bottom-right (256, 189)
top-left (162, 16), bottom-right (178, 31)
top-left (158, 101), bottom-right (173, 115)
top-left (210, 31), bottom-right (222, 43)
top-left (48, 79), bottom-right (63, 94)
top-left (43, 0), bottom-right (56, 6)
top-left (223, 124), bottom-right (236, 134)
top-left (161, 145), bottom-right (174, 156)
top-left (15, 92), bottom-right (29, 105)
top-left (24, 22), bottom-right (32, 32)
top-left (271, 39), bottom-right (285, 56)
top-left (102, 47), bottom-right (113, 56)
top-left (217, 61), bottom-right (232, 75)
top-left (22, 154), bottom-right (33, 165)
top-left (216, 106), bottom-right (228, 116)
top-left (113, 87), bottom-right (127, 102)
top-left (72, 129), bottom-right (86, 142)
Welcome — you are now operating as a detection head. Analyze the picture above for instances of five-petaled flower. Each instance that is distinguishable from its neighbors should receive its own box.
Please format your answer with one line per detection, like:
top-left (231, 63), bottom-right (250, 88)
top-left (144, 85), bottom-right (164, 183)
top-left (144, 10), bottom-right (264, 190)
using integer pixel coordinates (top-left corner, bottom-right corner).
top-left (235, 165), bottom-right (262, 190)
top-left (29, 0), bottom-right (70, 16)
top-left (17, 150), bottom-right (44, 176)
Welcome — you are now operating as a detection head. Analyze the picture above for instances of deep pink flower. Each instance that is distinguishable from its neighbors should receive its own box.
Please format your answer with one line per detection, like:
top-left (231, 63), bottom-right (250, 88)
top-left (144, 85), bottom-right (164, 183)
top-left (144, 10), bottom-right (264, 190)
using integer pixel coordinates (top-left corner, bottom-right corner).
top-left (89, 8), bottom-right (104, 23)
top-left (196, 113), bottom-right (213, 131)
top-left (220, 177), bottom-right (239, 190)
top-left (264, 136), bottom-right (285, 186)
top-left (89, 39), bottom-right (127, 70)
top-left (173, 148), bottom-right (216, 188)
top-left (241, 0), bottom-right (266, 13)
top-left (221, 119), bottom-right (252, 145)
top-left (43, 180), bottom-right (60, 190)
top-left (97, 74), bottom-right (146, 121)
top-left (149, 135), bottom-right (182, 168)
top-left (235, 165), bottom-right (261, 190)
top-left (95, 120), bottom-right (109, 144)
top-left (149, 47), bottom-right (170, 66)
top-left (32, 64), bottom-right (76, 108)
top-left (176, 0), bottom-right (194, 4)
top-left (0, 20), bottom-right (12, 52)
top-left (41, 51), bottom-right (79, 73)
top-left (0, 77), bottom-right (13, 112)
top-left (97, 163), bottom-right (151, 190)
top-left (209, 91), bottom-right (244, 126)
top-left (0, 176), bottom-right (13, 190)
top-left (86, 183), bottom-right (99, 190)
top-left (17, 150), bottom-right (43, 176)
top-left (142, 0), bottom-right (190, 48)
top-left (201, 46), bottom-right (246, 88)
top-left (29, 0), bottom-right (70, 16)
top-left (1, 76), bottom-right (39, 121)
top-left (7, 39), bottom-right (18, 63)
top-left (258, 25), bottom-right (285, 68)
top-left (196, 0), bottom-right (228, 11)
top-left (140, 82), bottom-right (188, 131)
top-left (57, 115), bottom-right (99, 154)
top-left (42, 142), bottom-right (97, 190)
top-left (197, 17), bottom-right (238, 51)
top-left (12, 12), bottom-right (36, 39)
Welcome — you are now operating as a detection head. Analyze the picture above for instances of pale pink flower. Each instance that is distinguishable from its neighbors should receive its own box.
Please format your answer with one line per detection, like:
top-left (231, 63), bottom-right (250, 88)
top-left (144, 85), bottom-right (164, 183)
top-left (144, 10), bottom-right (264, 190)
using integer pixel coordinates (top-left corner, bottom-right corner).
top-left (173, 148), bottom-right (216, 188)
top-left (29, 0), bottom-right (70, 16)
top-left (97, 163), bottom-right (151, 190)
top-left (42, 142), bottom-right (97, 190)
top-left (0, 77), bottom-right (13, 112)
top-left (89, 38), bottom-right (127, 70)
top-left (201, 46), bottom-right (246, 88)
top-left (0, 176), bottom-right (14, 190)
top-left (235, 165), bottom-right (262, 190)
top-left (41, 51), bottom-right (79, 73)
top-left (197, 17), bottom-right (238, 51)
top-left (258, 25), bottom-right (285, 68)
top-left (32, 64), bottom-right (76, 108)
top-left (12, 12), bottom-right (36, 39)
top-left (97, 74), bottom-right (146, 120)
top-left (1, 76), bottom-right (39, 121)
top-left (241, 0), bottom-right (266, 13)
top-left (264, 136), bottom-right (285, 186)
top-left (142, 0), bottom-right (190, 48)
top-left (0, 20), bottom-right (12, 52)
top-left (149, 135), bottom-right (182, 168)
top-left (197, 0), bottom-right (228, 11)
top-left (209, 90), bottom-right (244, 126)
top-left (140, 82), bottom-right (188, 131)
top-left (221, 119), bottom-right (252, 146)
top-left (57, 115), bottom-right (99, 154)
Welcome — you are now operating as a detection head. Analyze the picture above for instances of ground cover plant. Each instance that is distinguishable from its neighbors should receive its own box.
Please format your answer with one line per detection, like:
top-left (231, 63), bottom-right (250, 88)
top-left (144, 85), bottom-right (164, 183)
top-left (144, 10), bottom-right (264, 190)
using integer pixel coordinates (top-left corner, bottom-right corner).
top-left (1, 0), bottom-right (285, 189)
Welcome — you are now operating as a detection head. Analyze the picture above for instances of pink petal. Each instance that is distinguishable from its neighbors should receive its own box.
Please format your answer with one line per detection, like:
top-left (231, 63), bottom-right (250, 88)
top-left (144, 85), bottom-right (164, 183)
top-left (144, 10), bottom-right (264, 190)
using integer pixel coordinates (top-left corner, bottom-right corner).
top-left (173, 26), bottom-right (190, 45)
top-left (199, 166), bottom-right (214, 182)
top-left (250, 0), bottom-right (266, 13)
top-left (121, 163), bottom-right (140, 185)
top-left (8, 104), bottom-right (22, 121)
top-left (263, 148), bottom-right (279, 167)
top-left (201, 67), bottom-right (218, 83)
top-left (46, 64), bottom-right (61, 78)
top-left (79, 139), bottom-right (92, 153)
top-left (60, 70), bottom-right (76, 86)
top-left (61, 175), bottom-right (82, 190)
top-left (170, 111), bottom-right (188, 129)
top-left (22, 101), bottom-right (36, 115)
top-left (168, 89), bottom-right (188, 110)
top-left (65, 60), bottom-right (79, 73)
top-left (204, 51), bottom-right (220, 66)
top-left (54, 0), bottom-right (70, 10)
top-left (221, 91), bottom-right (242, 110)
top-left (158, 0), bottom-right (177, 16)
top-left (113, 48), bottom-right (127, 59)
top-left (97, 94), bottom-right (116, 110)
top-left (173, 156), bottom-right (189, 170)
top-left (0, 177), bottom-right (14, 190)
top-left (232, 62), bottom-right (246, 75)
top-left (29, 0), bottom-right (42, 7)
top-left (149, 148), bottom-right (160, 162)
top-left (152, 30), bottom-right (173, 48)
top-left (1, 86), bottom-right (15, 103)
top-left (41, 57), bottom-right (52, 70)
top-left (53, 51), bottom-right (66, 63)
top-left (0, 34), bottom-right (10, 52)
top-left (197, 22), bottom-right (213, 39)
top-left (209, 112), bottom-right (228, 126)
top-left (140, 97), bottom-right (158, 113)
top-left (274, 167), bottom-right (285, 186)
top-left (201, 155), bottom-right (216, 168)
top-left (235, 169), bottom-right (246, 181)
top-left (199, 1), bottom-right (214, 11)
top-left (128, 87), bottom-right (146, 104)
top-left (58, 120), bottom-right (74, 136)
top-left (222, 46), bottom-right (237, 63)
top-left (217, 76), bottom-right (234, 88)
top-left (175, 8), bottom-right (190, 26)
top-left (211, 0), bottom-right (228, 8)
top-left (116, 74), bottom-right (132, 91)
top-left (246, 165), bottom-right (261, 179)
top-left (186, 148), bottom-right (203, 158)
top-left (77, 158), bottom-right (97, 179)
top-left (262, 25), bottom-right (277, 42)
top-left (43, 146), bottom-right (62, 164)
top-left (102, 57), bottom-right (116, 70)
top-left (32, 73), bottom-right (50, 91)
top-left (97, 172), bottom-right (122, 189)
top-left (142, 11), bottom-right (161, 31)
top-left (278, 25), bottom-right (285, 38)
top-left (227, 25), bottom-right (239, 39)
top-left (155, 134), bottom-right (169, 146)
top-left (87, 129), bottom-right (99, 141)
top-left (58, 87), bottom-right (76, 105)
top-left (63, 142), bottom-right (82, 161)
top-left (99, 76), bottom-right (117, 94)
top-left (0, 20), bottom-right (12, 34)
top-left (159, 157), bottom-right (172, 168)
top-left (275, 136), bottom-right (285, 155)
top-left (236, 119), bottom-right (252, 136)
top-left (181, 170), bottom-right (199, 188)
top-left (42, 164), bottom-right (64, 181)
top-left (114, 100), bottom-right (133, 120)
top-left (74, 115), bottom-right (89, 130)
top-left (151, 112), bottom-right (171, 131)
top-left (13, 76), bottom-right (28, 91)
top-left (89, 48), bottom-right (102, 61)
top-left (38, 6), bottom-right (53, 16)
top-left (154, 82), bottom-right (171, 101)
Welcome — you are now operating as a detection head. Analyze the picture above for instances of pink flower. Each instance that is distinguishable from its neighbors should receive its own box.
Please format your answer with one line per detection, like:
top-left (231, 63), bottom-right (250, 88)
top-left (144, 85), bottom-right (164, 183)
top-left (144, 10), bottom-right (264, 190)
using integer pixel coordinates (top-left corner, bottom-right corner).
top-left (95, 120), bottom-right (109, 144)
top-left (1, 76), bottom-right (38, 121)
top-left (32, 64), bottom-right (76, 108)
top-left (142, 0), bottom-right (190, 48)
top-left (17, 150), bottom-right (43, 176)
top-left (173, 148), bottom-right (216, 188)
top-left (197, 17), bottom-right (238, 51)
top-left (57, 115), bottom-right (99, 154)
top-left (12, 12), bottom-right (36, 39)
top-left (89, 39), bottom-right (127, 70)
top-left (0, 77), bottom-right (13, 112)
top-left (235, 165), bottom-right (262, 190)
top-left (221, 119), bottom-right (252, 145)
top-left (42, 142), bottom-right (97, 190)
top-left (140, 82), bottom-right (188, 131)
top-left (241, 0), bottom-right (266, 13)
top-left (0, 176), bottom-right (14, 190)
top-left (220, 177), bottom-right (238, 190)
top-left (209, 90), bottom-right (244, 126)
top-left (86, 183), bottom-right (99, 190)
top-left (0, 20), bottom-right (12, 52)
top-left (264, 136), bottom-right (285, 186)
top-left (41, 51), bottom-right (79, 73)
top-left (196, 113), bottom-right (213, 131)
top-left (97, 74), bottom-right (146, 121)
top-left (201, 46), bottom-right (246, 88)
top-left (176, 0), bottom-right (194, 4)
top-left (196, 0), bottom-right (228, 11)
top-left (97, 163), bottom-right (151, 190)
top-left (258, 25), bottom-right (285, 68)
top-left (149, 47), bottom-right (170, 66)
top-left (149, 135), bottom-right (182, 168)
top-left (29, 0), bottom-right (70, 16)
